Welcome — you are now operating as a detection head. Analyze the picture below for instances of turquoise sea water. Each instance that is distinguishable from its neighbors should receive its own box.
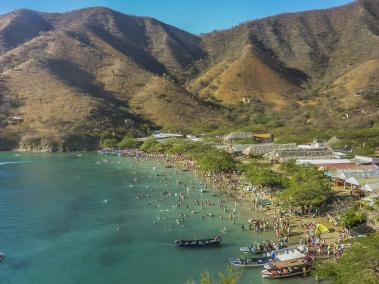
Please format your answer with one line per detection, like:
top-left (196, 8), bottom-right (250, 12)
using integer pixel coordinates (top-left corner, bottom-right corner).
top-left (0, 152), bottom-right (315, 284)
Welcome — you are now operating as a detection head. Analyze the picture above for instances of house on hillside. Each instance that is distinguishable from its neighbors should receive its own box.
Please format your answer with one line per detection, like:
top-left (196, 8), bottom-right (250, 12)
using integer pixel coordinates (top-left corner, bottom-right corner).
top-left (152, 131), bottom-right (184, 140)
top-left (242, 97), bottom-right (259, 104)
top-left (228, 144), bottom-right (254, 154)
top-left (353, 155), bottom-right (379, 165)
top-left (344, 176), bottom-right (379, 198)
top-left (7, 116), bottom-right (24, 125)
top-left (271, 147), bottom-right (334, 163)
top-left (253, 133), bottom-right (274, 143)
top-left (223, 132), bottom-right (273, 144)
top-left (243, 143), bottom-right (296, 157)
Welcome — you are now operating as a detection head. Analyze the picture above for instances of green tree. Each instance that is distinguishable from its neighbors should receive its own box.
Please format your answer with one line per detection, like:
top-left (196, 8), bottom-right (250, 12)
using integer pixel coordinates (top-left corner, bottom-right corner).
top-left (279, 159), bottom-right (298, 174)
top-left (139, 138), bottom-right (161, 152)
top-left (185, 266), bottom-right (240, 284)
top-left (340, 208), bottom-right (366, 228)
top-left (100, 138), bottom-right (119, 148)
top-left (241, 163), bottom-right (288, 188)
top-left (279, 165), bottom-right (332, 215)
top-left (165, 140), bottom-right (212, 158)
top-left (314, 232), bottom-right (379, 284)
top-left (197, 149), bottom-right (237, 172)
top-left (117, 135), bottom-right (139, 149)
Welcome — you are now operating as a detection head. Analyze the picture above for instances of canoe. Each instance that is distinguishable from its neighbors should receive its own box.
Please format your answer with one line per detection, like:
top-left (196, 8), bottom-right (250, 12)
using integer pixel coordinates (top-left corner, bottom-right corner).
top-left (229, 256), bottom-right (274, 267)
top-left (175, 236), bottom-right (221, 248)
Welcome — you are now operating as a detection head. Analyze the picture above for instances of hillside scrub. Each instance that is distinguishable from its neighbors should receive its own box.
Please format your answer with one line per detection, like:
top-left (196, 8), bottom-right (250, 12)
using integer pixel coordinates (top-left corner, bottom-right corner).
top-left (313, 232), bottom-right (379, 284)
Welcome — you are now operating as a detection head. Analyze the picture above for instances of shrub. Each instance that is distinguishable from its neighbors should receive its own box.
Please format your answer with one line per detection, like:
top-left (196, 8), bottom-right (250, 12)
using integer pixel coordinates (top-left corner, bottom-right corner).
top-left (314, 232), bottom-right (379, 284)
top-left (139, 138), bottom-right (161, 152)
top-left (117, 135), bottom-right (139, 149)
top-left (100, 138), bottom-right (119, 148)
top-left (340, 208), bottom-right (366, 228)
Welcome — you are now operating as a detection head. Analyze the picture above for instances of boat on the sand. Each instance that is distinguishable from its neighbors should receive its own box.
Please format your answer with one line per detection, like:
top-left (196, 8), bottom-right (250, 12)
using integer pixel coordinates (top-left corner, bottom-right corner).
top-left (261, 260), bottom-right (311, 279)
top-left (264, 258), bottom-right (310, 270)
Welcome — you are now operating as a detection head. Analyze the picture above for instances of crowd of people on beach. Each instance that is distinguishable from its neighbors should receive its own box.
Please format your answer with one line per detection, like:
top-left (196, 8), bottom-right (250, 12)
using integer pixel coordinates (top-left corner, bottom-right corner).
top-left (99, 148), bottom-right (350, 263)
top-left (296, 223), bottom-right (349, 259)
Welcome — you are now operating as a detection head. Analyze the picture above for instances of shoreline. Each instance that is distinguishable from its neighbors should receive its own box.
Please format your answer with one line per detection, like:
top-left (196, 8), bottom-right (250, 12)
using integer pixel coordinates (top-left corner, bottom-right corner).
top-left (104, 150), bottom-right (328, 240)
top-left (103, 148), bottom-right (353, 261)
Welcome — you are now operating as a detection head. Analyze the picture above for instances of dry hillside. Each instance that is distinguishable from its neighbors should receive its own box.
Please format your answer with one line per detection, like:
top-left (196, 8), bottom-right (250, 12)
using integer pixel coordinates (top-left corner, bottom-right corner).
top-left (0, 0), bottom-right (378, 150)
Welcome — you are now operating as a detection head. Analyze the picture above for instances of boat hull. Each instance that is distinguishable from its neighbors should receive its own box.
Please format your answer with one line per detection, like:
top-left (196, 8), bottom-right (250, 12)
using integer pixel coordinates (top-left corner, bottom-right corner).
top-left (229, 257), bottom-right (274, 267)
top-left (175, 237), bottom-right (221, 248)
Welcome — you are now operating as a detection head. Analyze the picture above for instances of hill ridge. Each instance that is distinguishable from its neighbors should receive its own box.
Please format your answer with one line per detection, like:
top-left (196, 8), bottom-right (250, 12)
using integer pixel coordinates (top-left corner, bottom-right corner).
top-left (0, 0), bottom-right (378, 150)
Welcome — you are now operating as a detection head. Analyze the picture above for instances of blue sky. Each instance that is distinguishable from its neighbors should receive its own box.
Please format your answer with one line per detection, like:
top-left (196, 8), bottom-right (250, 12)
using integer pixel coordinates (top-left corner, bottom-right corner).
top-left (1, 0), bottom-right (353, 34)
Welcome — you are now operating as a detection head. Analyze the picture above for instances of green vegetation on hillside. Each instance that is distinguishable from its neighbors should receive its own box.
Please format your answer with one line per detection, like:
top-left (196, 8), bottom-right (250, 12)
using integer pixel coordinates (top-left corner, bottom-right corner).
top-left (314, 232), bottom-right (379, 284)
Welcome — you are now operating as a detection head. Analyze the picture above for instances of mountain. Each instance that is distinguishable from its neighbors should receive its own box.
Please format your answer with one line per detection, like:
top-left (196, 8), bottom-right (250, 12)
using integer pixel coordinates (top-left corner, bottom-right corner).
top-left (193, 0), bottom-right (379, 105)
top-left (0, 1), bottom-right (378, 150)
top-left (0, 8), bottom-right (226, 150)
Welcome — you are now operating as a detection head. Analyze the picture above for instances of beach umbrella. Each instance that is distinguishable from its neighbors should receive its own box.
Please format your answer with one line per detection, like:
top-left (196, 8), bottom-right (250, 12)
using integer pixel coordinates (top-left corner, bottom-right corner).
top-left (315, 223), bottom-right (329, 235)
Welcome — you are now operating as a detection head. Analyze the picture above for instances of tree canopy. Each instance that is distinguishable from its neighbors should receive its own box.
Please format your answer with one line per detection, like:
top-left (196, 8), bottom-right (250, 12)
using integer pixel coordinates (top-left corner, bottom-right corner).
top-left (100, 138), bottom-right (118, 148)
top-left (117, 135), bottom-right (140, 149)
top-left (340, 207), bottom-right (366, 228)
top-left (197, 149), bottom-right (237, 172)
top-left (279, 165), bottom-right (332, 214)
top-left (241, 162), bottom-right (288, 188)
top-left (185, 266), bottom-right (240, 284)
top-left (314, 232), bottom-right (379, 284)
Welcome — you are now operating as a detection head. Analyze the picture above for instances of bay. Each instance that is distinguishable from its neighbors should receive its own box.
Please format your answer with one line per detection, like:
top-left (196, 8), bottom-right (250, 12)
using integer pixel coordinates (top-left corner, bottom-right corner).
top-left (0, 152), bottom-right (314, 284)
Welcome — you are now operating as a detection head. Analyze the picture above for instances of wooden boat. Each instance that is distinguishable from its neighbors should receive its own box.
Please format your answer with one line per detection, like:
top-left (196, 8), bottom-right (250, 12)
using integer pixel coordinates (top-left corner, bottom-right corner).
top-left (229, 256), bottom-right (274, 267)
top-left (240, 243), bottom-right (286, 254)
top-left (264, 258), bottom-right (310, 270)
top-left (261, 259), bottom-right (311, 278)
top-left (175, 235), bottom-right (221, 248)
top-left (261, 266), bottom-right (311, 279)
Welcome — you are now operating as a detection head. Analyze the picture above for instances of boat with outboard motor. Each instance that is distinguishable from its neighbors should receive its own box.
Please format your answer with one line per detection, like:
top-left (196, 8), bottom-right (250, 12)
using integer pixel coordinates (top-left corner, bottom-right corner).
top-left (229, 256), bottom-right (274, 267)
top-left (175, 235), bottom-right (221, 248)
top-left (261, 261), bottom-right (311, 279)
top-left (261, 251), bottom-right (311, 279)
top-left (264, 258), bottom-right (311, 270)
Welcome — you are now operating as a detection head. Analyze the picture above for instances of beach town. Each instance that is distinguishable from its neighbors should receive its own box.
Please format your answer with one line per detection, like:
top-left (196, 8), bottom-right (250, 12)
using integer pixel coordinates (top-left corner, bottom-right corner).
top-left (99, 130), bottom-right (379, 281)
